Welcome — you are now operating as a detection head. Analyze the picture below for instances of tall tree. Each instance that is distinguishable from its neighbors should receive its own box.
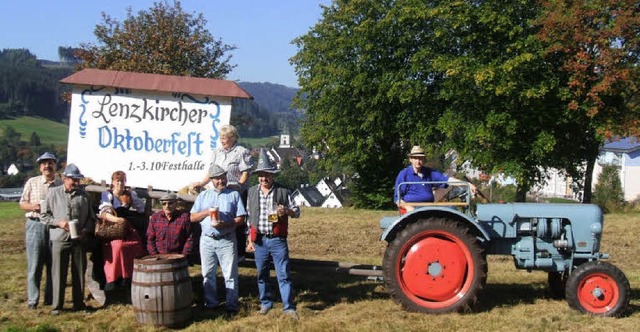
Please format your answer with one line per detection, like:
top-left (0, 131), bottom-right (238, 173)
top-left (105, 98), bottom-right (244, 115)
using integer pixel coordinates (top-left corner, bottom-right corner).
top-left (77, 0), bottom-right (236, 78)
top-left (292, 0), bottom-right (569, 206)
top-left (536, 0), bottom-right (640, 202)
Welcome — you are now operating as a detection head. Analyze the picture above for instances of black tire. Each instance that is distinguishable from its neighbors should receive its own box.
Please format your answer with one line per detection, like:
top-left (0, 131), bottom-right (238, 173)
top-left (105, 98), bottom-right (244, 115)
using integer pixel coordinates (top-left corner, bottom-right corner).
top-left (548, 271), bottom-right (568, 299)
top-left (565, 261), bottom-right (630, 317)
top-left (383, 217), bottom-right (487, 314)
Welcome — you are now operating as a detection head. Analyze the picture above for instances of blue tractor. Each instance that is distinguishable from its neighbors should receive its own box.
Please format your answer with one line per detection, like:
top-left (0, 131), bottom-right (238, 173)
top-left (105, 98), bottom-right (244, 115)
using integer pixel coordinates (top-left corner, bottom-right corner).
top-left (379, 181), bottom-right (630, 316)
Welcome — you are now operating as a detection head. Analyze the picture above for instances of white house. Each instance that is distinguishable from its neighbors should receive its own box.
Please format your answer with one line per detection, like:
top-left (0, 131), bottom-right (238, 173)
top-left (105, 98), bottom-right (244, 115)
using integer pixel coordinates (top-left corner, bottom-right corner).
top-left (316, 178), bottom-right (335, 197)
top-left (291, 176), bottom-right (348, 208)
top-left (530, 168), bottom-right (574, 199)
top-left (292, 185), bottom-right (325, 207)
top-left (592, 137), bottom-right (640, 202)
top-left (320, 191), bottom-right (344, 208)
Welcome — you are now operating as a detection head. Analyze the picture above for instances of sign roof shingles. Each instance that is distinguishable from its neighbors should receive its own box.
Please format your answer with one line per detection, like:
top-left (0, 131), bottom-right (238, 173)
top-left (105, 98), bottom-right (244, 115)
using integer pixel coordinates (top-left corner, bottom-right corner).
top-left (60, 68), bottom-right (253, 99)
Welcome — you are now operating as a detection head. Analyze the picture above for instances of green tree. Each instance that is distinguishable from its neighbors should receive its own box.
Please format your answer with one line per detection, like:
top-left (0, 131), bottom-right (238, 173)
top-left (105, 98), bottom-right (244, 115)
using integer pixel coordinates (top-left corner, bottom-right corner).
top-left (292, 0), bottom-right (567, 206)
top-left (593, 165), bottom-right (624, 213)
top-left (77, 0), bottom-right (236, 78)
top-left (277, 158), bottom-right (309, 191)
top-left (29, 132), bottom-right (41, 146)
top-left (536, 0), bottom-right (640, 203)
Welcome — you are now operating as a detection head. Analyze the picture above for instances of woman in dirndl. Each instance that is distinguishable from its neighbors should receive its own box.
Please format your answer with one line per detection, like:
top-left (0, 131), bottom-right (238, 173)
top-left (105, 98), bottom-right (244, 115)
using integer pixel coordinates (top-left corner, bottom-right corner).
top-left (98, 171), bottom-right (147, 303)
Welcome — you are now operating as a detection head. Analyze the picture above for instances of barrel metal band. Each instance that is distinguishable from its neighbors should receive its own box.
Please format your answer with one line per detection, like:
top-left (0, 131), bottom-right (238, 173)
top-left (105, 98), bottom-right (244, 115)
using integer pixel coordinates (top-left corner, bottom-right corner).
top-left (133, 306), bottom-right (192, 314)
top-left (133, 266), bottom-right (188, 273)
top-left (132, 278), bottom-right (191, 287)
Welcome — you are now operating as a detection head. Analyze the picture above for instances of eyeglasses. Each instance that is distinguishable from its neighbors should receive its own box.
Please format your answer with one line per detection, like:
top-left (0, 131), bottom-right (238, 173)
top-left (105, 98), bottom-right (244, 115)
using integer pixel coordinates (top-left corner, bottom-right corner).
top-left (161, 201), bottom-right (174, 206)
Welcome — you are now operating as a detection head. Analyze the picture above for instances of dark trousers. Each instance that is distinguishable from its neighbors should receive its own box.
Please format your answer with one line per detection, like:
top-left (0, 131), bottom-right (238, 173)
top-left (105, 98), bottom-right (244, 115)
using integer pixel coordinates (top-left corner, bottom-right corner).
top-left (51, 240), bottom-right (86, 310)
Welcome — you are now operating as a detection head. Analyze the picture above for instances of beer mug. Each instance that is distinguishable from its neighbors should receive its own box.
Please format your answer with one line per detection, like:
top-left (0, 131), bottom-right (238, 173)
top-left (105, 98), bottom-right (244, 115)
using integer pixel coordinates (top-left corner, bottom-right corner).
top-left (267, 203), bottom-right (278, 223)
top-left (209, 207), bottom-right (219, 227)
top-left (68, 219), bottom-right (79, 239)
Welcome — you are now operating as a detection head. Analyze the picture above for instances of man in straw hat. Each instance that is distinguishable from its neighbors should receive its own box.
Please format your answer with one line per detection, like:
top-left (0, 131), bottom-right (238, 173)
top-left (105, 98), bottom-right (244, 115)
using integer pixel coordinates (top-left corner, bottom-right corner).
top-left (19, 152), bottom-right (62, 310)
top-left (190, 164), bottom-right (246, 315)
top-left (246, 148), bottom-right (301, 320)
top-left (394, 145), bottom-right (476, 212)
top-left (41, 163), bottom-right (95, 315)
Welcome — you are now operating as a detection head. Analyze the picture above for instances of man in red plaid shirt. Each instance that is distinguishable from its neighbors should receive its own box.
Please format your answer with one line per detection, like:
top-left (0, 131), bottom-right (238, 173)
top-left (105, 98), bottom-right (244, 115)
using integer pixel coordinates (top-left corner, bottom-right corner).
top-left (146, 193), bottom-right (194, 257)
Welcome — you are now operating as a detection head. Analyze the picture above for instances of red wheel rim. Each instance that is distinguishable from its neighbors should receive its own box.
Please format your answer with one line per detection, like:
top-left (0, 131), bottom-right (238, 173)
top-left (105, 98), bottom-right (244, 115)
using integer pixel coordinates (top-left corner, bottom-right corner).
top-left (577, 272), bottom-right (620, 313)
top-left (395, 229), bottom-right (475, 308)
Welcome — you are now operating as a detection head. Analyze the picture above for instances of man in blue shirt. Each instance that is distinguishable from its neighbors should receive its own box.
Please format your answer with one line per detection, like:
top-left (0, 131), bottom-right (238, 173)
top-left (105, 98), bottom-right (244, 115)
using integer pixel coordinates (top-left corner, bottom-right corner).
top-left (394, 146), bottom-right (474, 212)
top-left (190, 164), bottom-right (247, 315)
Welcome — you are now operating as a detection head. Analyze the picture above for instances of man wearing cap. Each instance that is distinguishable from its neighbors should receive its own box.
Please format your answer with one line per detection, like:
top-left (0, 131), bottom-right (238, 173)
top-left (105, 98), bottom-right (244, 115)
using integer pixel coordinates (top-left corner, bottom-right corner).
top-left (394, 145), bottom-right (475, 212)
top-left (146, 193), bottom-right (194, 257)
top-left (41, 163), bottom-right (95, 315)
top-left (19, 152), bottom-right (62, 310)
top-left (246, 149), bottom-right (301, 320)
top-left (190, 164), bottom-right (247, 314)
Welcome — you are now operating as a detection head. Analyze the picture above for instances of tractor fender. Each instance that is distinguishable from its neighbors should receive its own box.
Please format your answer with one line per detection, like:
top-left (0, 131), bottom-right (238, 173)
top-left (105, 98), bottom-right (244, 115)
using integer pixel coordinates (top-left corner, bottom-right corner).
top-left (380, 207), bottom-right (491, 243)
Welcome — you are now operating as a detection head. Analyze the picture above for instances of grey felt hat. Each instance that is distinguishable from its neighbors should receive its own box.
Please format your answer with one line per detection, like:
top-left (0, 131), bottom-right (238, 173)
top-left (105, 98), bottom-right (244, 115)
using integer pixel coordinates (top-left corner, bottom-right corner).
top-left (159, 193), bottom-right (179, 201)
top-left (62, 163), bottom-right (84, 179)
top-left (208, 164), bottom-right (227, 178)
top-left (36, 152), bottom-right (57, 164)
top-left (253, 148), bottom-right (279, 174)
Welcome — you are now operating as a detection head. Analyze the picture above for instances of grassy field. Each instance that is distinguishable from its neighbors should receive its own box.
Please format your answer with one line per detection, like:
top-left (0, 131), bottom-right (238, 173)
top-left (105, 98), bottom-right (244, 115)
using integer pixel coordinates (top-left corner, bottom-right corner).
top-left (0, 116), bottom-right (69, 147)
top-left (0, 202), bottom-right (638, 331)
top-left (0, 116), bottom-right (280, 150)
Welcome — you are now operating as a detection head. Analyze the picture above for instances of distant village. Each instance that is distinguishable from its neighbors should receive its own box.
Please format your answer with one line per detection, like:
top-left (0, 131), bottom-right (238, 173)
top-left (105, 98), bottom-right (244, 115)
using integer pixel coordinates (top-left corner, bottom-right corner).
top-left (3, 133), bottom-right (640, 206)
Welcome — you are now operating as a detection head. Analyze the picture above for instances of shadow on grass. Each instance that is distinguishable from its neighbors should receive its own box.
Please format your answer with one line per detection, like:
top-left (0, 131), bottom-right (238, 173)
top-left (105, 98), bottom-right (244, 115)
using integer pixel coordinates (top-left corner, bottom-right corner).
top-left (477, 282), bottom-right (640, 316)
top-left (475, 281), bottom-right (549, 312)
top-left (186, 260), bottom-right (385, 324)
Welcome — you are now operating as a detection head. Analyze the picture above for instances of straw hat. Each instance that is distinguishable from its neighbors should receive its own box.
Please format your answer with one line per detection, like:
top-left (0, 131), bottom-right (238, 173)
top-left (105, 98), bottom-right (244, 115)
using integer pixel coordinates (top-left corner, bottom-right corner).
top-left (408, 146), bottom-right (426, 158)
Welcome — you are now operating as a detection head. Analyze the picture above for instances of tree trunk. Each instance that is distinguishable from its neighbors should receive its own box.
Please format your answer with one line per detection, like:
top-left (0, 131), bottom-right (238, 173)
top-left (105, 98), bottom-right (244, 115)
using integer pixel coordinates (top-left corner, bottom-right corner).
top-left (515, 184), bottom-right (529, 202)
top-left (582, 148), bottom-right (599, 204)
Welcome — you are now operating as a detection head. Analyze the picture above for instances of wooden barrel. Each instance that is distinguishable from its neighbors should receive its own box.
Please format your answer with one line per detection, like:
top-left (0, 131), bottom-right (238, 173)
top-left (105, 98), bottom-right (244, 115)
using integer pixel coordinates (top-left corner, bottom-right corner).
top-left (131, 254), bottom-right (193, 327)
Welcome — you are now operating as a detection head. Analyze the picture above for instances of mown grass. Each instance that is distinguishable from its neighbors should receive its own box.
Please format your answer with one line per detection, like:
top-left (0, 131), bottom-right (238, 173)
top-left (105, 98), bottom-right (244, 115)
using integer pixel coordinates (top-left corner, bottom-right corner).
top-left (0, 116), bottom-right (69, 146)
top-left (0, 201), bottom-right (638, 331)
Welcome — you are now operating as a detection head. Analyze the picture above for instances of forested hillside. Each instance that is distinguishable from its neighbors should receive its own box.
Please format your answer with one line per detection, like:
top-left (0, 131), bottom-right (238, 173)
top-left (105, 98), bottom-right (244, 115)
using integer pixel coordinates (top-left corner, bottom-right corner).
top-left (0, 48), bottom-right (300, 138)
top-left (0, 49), bottom-right (72, 120)
top-left (234, 82), bottom-right (301, 137)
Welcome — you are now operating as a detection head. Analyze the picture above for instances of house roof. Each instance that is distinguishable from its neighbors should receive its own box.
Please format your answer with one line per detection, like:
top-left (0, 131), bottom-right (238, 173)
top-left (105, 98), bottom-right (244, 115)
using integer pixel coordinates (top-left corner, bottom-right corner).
top-left (295, 186), bottom-right (325, 207)
top-left (60, 68), bottom-right (253, 99)
top-left (272, 147), bottom-right (304, 163)
top-left (602, 137), bottom-right (640, 153)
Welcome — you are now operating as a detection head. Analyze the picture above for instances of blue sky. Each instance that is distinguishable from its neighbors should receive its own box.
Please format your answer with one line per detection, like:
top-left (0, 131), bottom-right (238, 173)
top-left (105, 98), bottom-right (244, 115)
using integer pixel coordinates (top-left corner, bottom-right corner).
top-left (0, 0), bottom-right (330, 88)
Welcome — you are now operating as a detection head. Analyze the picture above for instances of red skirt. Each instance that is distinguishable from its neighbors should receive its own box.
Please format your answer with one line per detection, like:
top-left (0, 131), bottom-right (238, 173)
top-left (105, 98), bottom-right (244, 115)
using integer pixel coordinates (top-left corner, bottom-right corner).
top-left (102, 224), bottom-right (147, 284)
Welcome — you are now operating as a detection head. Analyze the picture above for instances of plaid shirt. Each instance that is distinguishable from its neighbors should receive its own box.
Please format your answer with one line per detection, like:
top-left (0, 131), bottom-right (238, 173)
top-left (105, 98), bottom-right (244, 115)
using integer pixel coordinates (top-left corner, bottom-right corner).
top-left (20, 175), bottom-right (62, 219)
top-left (256, 188), bottom-right (299, 235)
top-left (146, 210), bottom-right (194, 256)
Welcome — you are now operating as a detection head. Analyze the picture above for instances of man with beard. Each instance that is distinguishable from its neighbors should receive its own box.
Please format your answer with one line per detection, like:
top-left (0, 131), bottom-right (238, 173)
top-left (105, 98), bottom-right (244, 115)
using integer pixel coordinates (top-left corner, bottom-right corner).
top-left (41, 164), bottom-right (95, 315)
top-left (246, 149), bottom-right (301, 320)
top-left (190, 164), bottom-right (246, 315)
top-left (19, 152), bottom-right (62, 310)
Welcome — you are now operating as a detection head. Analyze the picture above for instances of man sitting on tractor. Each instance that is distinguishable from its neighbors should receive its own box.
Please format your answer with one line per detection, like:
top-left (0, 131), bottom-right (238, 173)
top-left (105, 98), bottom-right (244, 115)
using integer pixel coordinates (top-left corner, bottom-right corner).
top-left (394, 145), bottom-right (475, 213)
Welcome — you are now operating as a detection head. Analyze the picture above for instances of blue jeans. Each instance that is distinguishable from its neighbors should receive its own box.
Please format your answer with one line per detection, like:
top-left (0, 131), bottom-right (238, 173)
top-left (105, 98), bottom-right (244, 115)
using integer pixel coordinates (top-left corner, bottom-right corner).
top-left (200, 233), bottom-right (239, 311)
top-left (254, 235), bottom-right (295, 312)
top-left (25, 218), bottom-right (52, 306)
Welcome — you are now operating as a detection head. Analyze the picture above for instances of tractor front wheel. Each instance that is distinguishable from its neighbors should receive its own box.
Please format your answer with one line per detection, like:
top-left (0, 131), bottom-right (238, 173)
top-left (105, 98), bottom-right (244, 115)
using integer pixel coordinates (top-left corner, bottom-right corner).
top-left (383, 217), bottom-right (487, 314)
top-left (565, 261), bottom-right (630, 317)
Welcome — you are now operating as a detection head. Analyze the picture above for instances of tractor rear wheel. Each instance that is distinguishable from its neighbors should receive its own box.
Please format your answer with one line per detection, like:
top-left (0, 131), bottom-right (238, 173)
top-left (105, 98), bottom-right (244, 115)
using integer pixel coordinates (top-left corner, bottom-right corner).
top-left (383, 217), bottom-right (487, 314)
top-left (565, 261), bottom-right (630, 317)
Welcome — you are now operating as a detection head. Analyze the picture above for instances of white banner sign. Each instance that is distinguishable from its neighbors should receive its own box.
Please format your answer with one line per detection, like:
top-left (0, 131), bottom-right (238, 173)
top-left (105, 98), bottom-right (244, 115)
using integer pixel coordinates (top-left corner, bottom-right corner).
top-left (67, 86), bottom-right (230, 191)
